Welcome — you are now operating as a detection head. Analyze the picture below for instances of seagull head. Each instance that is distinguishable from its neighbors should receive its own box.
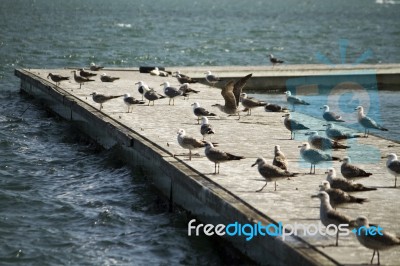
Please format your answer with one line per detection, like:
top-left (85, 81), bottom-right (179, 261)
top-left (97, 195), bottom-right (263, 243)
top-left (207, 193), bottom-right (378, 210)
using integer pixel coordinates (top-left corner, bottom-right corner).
top-left (177, 129), bottom-right (186, 136)
top-left (251, 157), bottom-right (266, 167)
top-left (123, 93), bottom-right (130, 98)
top-left (90, 92), bottom-right (97, 96)
top-left (47, 73), bottom-right (52, 79)
top-left (341, 156), bottom-right (351, 164)
top-left (101, 73), bottom-right (107, 77)
top-left (282, 113), bottom-right (291, 118)
top-left (298, 142), bottom-right (310, 150)
top-left (284, 91), bottom-right (292, 96)
top-left (355, 106), bottom-right (364, 112)
top-left (323, 123), bottom-right (334, 129)
top-left (191, 102), bottom-right (200, 109)
top-left (240, 93), bottom-right (248, 99)
top-left (204, 71), bottom-right (212, 75)
top-left (269, 54), bottom-right (274, 59)
top-left (325, 168), bottom-right (337, 179)
top-left (204, 141), bottom-right (214, 149)
top-left (387, 153), bottom-right (398, 161)
top-left (90, 62), bottom-right (96, 66)
top-left (319, 180), bottom-right (331, 191)
top-left (355, 216), bottom-right (370, 227)
top-left (274, 145), bottom-right (281, 153)
top-left (311, 191), bottom-right (330, 202)
top-left (321, 105), bottom-right (329, 112)
top-left (201, 117), bottom-right (209, 125)
top-left (211, 103), bottom-right (223, 110)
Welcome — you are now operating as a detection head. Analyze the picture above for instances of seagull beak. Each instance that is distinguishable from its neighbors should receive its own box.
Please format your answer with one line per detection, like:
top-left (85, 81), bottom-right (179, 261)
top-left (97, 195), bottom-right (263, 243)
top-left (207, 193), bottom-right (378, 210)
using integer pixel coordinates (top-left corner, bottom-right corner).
top-left (311, 195), bottom-right (319, 199)
top-left (381, 155), bottom-right (387, 159)
top-left (304, 132), bottom-right (310, 135)
top-left (160, 83), bottom-right (163, 86)
top-left (324, 171), bottom-right (329, 174)
top-left (322, 124), bottom-right (327, 127)
top-left (354, 107), bottom-right (358, 110)
top-left (251, 163), bottom-right (257, 167)
top-left (211, 104), bottom-right (217, 107)
top-left (134, 82), bottom-right (139, 85)
top-left (297, 145), bottom-right (302, 148)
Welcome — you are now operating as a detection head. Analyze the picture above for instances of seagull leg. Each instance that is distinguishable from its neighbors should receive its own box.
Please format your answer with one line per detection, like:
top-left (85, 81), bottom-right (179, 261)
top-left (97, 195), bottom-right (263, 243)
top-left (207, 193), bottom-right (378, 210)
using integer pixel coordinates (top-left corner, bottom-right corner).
top-left (335, 231), bottom-right (339, 246)
top-left (370, 250), bottom-right (376, 264)
top-left (217, 163), bottom-right (220, 174)
top-left (189, 150), bottom-right (192, 161)
top-left (377, 250), bottom-right (380, 265)
top-left (309, 164), bottom-right (313, 174)
top-left (214, 163), bottom-right (217, 174)
top-left (256, 182), bottom-right (268, 192)
top-left (395, 176), bottom-right (397, 188)
top-left (274, 181), bottom-right (277, 191)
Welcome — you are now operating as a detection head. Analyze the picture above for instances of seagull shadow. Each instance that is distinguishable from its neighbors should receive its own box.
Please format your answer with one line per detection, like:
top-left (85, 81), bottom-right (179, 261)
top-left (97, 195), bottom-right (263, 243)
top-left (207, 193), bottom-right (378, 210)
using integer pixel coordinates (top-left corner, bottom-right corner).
top-left (374, 185), bottom-right (398, 189)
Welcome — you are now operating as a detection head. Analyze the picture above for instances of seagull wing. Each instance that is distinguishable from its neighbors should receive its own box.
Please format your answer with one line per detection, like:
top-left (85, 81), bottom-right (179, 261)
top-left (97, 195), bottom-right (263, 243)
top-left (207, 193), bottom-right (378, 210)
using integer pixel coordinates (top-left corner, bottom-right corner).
top-left (360, 116), bottom-right (380, 129)
top-left (232, 74), bottom-right (252, 107)
top-left (388, 160), bottom-right (400, 174)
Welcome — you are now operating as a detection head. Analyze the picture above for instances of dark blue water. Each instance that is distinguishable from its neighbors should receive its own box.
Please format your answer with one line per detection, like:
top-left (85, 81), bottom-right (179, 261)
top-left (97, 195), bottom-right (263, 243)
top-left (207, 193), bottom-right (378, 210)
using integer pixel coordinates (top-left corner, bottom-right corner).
top-left (0, 0), bottom-right (399, 264)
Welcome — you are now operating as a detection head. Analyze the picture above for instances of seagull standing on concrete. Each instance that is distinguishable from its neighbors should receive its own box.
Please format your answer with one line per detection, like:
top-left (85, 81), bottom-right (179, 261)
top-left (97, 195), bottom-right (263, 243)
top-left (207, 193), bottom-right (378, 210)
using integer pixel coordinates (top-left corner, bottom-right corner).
top-left (252, 157), bottom-right (298, 192)
top-left (100, 73), bottom-right (120, 82)
top-left (142, 86), bottom-right (166, 106)
top-left (204, 141), bottom-right (244, 174)
top-left (299, 143), bottom-right (340, 174)
top-left (272, 145), bottom-right (288, 171)
top-left (283, 113), bottom-right (310, 140)
top-left (123, 93), bottom-right (145, 113)
top-left (178, 83), bottom-right (199, 100)
top-left (135, 81), bottom-right (150, 101)
top-left (269, 54), bottom-right (284, 66)
top-left (384, 153), bottom-right (400, 187)
top-left (321, 105), bottom-right (345, 122)
top-left (90, 92), bottom-right (123, 110)
top-left (355, 106), bottom-right (388, 137)
top-left (177, 129), bottom-right (210, 161)
top-left (204, 71), bottom-right (222, 87)
top-left (326, 168), bottom-right (376, 192)
top-left (284, 91), bottom-right (310, 111)
top-left (71, 70), bottom-right (95, 89)
top-left (161, 81), bottom-right (186, 105)
top-left (200, 117), bottom-right (214, 140)
top-left (353, 216), bottom-right (400, 265)
top-left (323, 123), bottom-right (361, 141)
top-left (212, 74), bottom-right (253, 119)
top-left (192, 102), bottom-right (216, 124)
top-left (47, 73), bottom-right (69, 85)
top-left (311, 191), bottom-right (355, 246)
top-left (240, 93), bottom-right (267, 115)
top-left (306, 131), bottom-right (350, 150)
top-left (340, 156), bottom-right (372, 180)
top-left (319, 181), bottom-right (367, 208)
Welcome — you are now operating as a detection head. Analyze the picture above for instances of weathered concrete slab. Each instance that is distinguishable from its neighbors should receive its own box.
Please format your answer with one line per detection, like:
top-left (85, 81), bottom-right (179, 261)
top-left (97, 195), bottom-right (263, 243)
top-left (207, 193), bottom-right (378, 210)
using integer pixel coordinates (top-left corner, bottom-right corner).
top-left (15, 68), bottom-right (400, 265)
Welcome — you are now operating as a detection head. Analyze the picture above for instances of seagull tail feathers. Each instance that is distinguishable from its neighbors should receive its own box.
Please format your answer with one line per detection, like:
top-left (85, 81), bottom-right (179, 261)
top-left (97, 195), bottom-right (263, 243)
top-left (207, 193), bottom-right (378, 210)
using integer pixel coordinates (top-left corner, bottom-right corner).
top-left (227, 153), bottom-right (244, 160)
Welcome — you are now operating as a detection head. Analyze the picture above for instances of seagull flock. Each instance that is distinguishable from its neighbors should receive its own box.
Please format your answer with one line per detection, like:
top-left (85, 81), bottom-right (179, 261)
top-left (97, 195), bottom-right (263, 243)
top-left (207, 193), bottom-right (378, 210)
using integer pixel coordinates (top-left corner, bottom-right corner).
top-left (46, 66), bottom-right (399, 264)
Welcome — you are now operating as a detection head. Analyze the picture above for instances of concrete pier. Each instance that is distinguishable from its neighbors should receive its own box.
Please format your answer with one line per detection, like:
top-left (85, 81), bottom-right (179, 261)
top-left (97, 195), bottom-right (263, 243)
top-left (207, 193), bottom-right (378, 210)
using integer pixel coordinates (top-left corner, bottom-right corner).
top-left (15, 67), bottom-right (400, 265)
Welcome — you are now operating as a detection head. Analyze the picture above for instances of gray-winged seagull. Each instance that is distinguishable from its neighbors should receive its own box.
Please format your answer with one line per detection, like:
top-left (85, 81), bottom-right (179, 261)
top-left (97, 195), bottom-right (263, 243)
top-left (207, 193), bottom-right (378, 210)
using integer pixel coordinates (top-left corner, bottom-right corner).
top-left (47, 73), bottom-right (69, 85)
top-left (123, 93), bottom-right (145, 113)
top-left (90, 62), bottom-right (104, 71)
top-left (355, 106), bottom-right (388, 137)
top-left (204, 141), bottom-right (244, 174)
top-left (240, 93), bottom-right (267, 115)
top-left (100, 73), bottom-right (120, 82)
top-left (319, 181), bottom-right (367, 208)
top-left (384, 153), bottom-right (400, 187)
top-left (340, 156), bottom-right (372, 180)
top-left (306, 131), bottom-right (350, 150)
top-left (269, 54), bottom-right (284, 65)
top-left (321, 105), bottom-right (345, 122)
top-left (177, 129), bottom-right (211, 161)
top-left (192, 102), bottom-right (216, 124)
top-left (142, 86), bottom-right (166, 106)
top-left (161, 81), bottom-right (186, 105)
top-left (90, 92), bottom-right (123, 110)
top-left (284, 91), bottom-right (310, 110)
top-left (299, 143), bottom-right (340, 174)
top-left (252, 157), bottom-right (297, 191)
top-left (326, 168), bottom-right (376, 192)
top-left (283, 113), bottom-right (310, 140)
top-left (71, 70), bottom-right (95, 89)
top-left (204, 71), bottom-right (222, 87)
top-left (200, 117), bottom-right (214, 140)
top-left (178, 83), bottom-right (199, 100)
top-left (174, 71), bottom-right (198, 84)
top-left (323, 123), bottom-right (361, 141)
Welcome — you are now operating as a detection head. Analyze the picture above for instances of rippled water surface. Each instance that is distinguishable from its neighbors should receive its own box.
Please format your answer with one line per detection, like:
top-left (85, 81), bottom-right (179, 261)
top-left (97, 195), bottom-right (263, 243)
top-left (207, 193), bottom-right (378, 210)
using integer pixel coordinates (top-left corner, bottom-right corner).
top-left (0, 0), bottom-right (399, 265)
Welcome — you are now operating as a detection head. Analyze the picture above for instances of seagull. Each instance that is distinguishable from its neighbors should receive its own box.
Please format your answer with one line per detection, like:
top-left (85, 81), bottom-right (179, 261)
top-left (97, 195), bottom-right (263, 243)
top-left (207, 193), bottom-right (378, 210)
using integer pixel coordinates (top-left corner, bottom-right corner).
top-left (319, 181), bottom-right (367, 208)
top-left (71, 70), bottom-right (95, 89)
top-left (299, 143), bottom-right (340, 174)
top-left (252, 157), bottom-right (297, 191)
top-left (123, 93), bottom-right (145, 113)
top-left (200, 117), bottom-right (214, 140)
top-left (284, 91), bottom-right (310, 110)
top-left (204, 141), bottom-right (244, 174)
top-left (178, 83), bottom-right (199, 100)
top-left (384, 153), bottom-right (400, 187)
top-left (305, 131), bottom-right (350, 150)
top-left (79, 68), bottom-right (97, 78)
top-left (240, 93), bottom-right (267, 115)
top-left (212, 73), bottom-right (252, 119)
top-left (272, 145), bottom-right (288, 171)
top-left (264, 103), bottom-right (289, 113)
top-left (192, 102), bottom-right (216, 124)
top-left (269, 54), bottom-right (284, 65)
top-left (90, 62), bottom-right (104, 71)
top-left (326, 168), bottom-right (377, 192)
top-left (204, 71), bottom-right (222, 87)
top-left (47, 73), bottom-right (69, 85)
top-left (100, 73), bottom-right (120, 82)
top-left (323, 123), bottom-right (361, 141)
top-left (321, 105), bottom-right (345, 122)
top-left (135, 81), bottom-right (150, 100)
top-left (143, 86), bottom-right (166, 106)
top-left (311, 191), bottom-right (355, 246)
top-left (174, 71), bottom-right (198, 84)
top-left (340, 156), bottom-right (372, 180)
top-left (90, 92), bottom-right (123, 110)
top-left (353, 216), bottom-right (400, 265)
top-left (177, 129), bottom-right (211, 160)
top-left (283, 113), bottom-right (310, 140)
top-left (355, 106), bottom-right (388, 137)
top-left (160, 81), bottom-right (186, 105)
top-left (150, 67), bottom-right (169, 77)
